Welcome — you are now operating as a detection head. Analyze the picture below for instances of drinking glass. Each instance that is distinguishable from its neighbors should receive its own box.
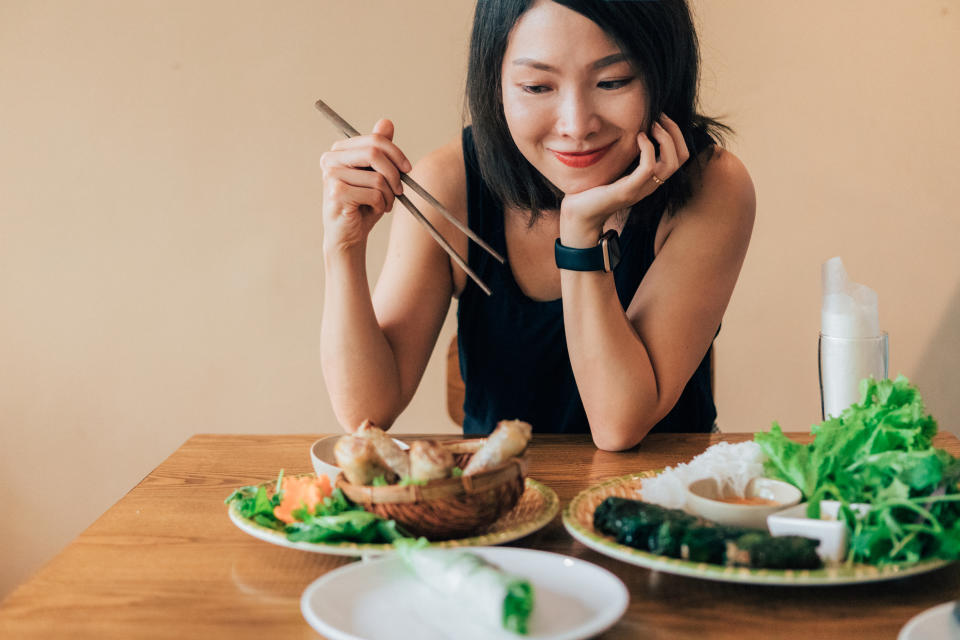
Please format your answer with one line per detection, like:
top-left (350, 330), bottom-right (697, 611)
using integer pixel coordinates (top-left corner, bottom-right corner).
top-left (818, 332), bottom-right (889, 420)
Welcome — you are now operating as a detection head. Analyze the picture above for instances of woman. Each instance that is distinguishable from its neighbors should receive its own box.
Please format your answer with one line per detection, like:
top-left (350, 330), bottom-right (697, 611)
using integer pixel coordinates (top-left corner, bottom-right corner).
top-left (320, 0), bottom-right (755, 450)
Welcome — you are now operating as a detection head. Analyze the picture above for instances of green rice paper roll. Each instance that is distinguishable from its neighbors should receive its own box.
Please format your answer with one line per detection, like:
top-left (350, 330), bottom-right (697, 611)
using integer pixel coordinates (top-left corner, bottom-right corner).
top-left (399, 547), bottom-right (534, 635)
top-left (680, 527), bottom-right (728, 564)
top-left (647, 512), bottom-right (697, 557)
top-left (594, 497), bottom-right (671, 550)
top-left (726, 533), bottom-right (822, 569)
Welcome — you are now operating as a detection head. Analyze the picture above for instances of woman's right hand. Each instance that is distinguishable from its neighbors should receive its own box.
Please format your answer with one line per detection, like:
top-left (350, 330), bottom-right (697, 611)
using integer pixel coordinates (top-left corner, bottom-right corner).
top-left (320, 118), bottom-right (413, 254)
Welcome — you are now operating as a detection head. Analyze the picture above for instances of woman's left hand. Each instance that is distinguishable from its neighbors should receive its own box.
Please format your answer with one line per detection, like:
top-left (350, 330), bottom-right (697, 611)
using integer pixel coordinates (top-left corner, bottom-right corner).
top-left (559, 114), bottom-right (690, 245)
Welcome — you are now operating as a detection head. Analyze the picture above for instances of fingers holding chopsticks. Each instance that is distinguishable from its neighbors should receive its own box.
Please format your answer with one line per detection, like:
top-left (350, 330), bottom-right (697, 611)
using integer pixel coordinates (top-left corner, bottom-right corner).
top-left (327, 118), bottom-right (405, 162)
top-left (317, 101), bottom-right (496, 294)
top-left (321, 118), bottom-right (415, 250)
top-left (329, 119), bottom-right (412, 196)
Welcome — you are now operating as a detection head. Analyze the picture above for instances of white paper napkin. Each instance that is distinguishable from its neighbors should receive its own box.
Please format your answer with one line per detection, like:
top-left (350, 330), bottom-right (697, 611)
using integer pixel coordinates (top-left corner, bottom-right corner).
top-left (821, 256), bottom-right (879, 338)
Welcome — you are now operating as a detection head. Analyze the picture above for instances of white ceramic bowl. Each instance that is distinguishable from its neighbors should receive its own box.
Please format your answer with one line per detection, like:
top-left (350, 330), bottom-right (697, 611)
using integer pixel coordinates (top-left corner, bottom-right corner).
top-left (686, 477), bottom-right (802, 529)
top-left (767, 500), bottom-right (870, 564)
top-left (310, 435), bottom-right (409, 481)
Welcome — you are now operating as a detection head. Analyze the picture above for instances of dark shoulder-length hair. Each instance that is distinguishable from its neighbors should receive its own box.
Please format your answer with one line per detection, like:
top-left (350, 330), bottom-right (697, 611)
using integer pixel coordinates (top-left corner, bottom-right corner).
top-left (466, 0), bottom-right (729, 222)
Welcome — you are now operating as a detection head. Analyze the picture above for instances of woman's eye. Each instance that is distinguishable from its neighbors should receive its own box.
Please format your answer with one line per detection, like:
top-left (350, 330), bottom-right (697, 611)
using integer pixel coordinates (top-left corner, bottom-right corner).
top-left (521, 84), bottom-right (551, 95)
top-left (598, 78), bottom-right (634, 90)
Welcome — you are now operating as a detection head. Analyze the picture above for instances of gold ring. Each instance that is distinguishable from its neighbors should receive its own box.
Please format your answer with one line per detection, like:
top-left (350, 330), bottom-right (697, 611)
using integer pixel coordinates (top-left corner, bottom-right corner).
top-left (651, 174), bottom-right (665, 186)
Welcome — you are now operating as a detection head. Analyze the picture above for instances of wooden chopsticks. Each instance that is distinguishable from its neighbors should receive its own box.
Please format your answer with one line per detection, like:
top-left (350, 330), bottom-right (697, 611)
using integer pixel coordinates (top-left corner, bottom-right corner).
top-left (315, 99), bottom-right (504, 296)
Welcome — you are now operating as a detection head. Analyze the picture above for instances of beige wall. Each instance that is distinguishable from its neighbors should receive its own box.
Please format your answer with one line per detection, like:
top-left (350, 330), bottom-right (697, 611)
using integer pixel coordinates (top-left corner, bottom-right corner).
top-left (1, 1), bottom-right (957, 599)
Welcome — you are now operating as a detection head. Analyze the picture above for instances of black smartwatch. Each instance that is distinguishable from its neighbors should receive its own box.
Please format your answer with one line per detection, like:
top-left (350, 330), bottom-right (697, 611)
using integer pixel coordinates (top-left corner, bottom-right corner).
top-left (554, 229), bottom-right (621, 272)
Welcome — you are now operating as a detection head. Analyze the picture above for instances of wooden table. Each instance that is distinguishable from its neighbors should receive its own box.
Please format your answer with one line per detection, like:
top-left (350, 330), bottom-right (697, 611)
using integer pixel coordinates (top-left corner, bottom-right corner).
top-left (2, 432), bottom-right (958, 639)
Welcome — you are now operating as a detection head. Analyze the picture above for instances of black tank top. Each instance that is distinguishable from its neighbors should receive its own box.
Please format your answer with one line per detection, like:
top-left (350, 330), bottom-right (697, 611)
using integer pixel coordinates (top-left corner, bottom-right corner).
top-left (457, 127), bottom-right (716, 436)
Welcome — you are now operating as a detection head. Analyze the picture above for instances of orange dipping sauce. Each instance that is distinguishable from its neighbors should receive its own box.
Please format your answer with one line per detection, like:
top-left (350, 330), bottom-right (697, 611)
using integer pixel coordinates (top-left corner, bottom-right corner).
top-left (716, 496), bottom-right (779, 506)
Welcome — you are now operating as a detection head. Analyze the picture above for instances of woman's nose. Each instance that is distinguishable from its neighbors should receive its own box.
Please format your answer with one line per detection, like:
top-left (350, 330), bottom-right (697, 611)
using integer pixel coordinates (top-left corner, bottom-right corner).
top-left (554, 90), bottom-right (600, 140)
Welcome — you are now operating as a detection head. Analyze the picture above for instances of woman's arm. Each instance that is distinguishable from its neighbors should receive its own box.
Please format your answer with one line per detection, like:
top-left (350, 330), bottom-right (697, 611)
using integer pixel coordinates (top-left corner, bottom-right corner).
top-left (320, 128), bottom-right (466, 431)
top-left (560, 143), bottom-right (755, 451)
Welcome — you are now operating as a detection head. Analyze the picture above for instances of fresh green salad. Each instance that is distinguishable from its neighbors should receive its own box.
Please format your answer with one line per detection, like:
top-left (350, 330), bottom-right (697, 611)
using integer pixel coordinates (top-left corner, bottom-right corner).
top-left (225, 472), bottom-right (408, 544)
top-left (755, 376), bottom-right (960, 565)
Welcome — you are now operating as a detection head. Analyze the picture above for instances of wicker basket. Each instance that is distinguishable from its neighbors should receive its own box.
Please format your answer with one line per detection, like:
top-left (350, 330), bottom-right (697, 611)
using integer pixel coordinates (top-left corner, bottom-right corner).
top-left (335, 439), bottom-right (527, 540)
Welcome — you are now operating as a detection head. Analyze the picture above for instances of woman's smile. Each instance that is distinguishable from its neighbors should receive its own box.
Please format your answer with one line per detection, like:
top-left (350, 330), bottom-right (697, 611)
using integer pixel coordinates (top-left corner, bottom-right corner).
top-left (548, 141), bottom-right (616, 168)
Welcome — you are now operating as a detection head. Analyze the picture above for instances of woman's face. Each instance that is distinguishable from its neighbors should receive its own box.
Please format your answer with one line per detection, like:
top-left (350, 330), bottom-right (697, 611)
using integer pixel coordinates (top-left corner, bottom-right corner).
top-left (501, 0), bottom-right (649, 196)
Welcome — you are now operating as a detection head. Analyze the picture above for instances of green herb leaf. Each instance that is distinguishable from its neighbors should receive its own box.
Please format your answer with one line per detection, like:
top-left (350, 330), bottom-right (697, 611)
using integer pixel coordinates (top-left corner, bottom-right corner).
top-left (224, 486), bottom-right (256, 505)
top-left (315, 488), bottom-right (359, 516)
top-left (253, 513), bottom-right (284, 530)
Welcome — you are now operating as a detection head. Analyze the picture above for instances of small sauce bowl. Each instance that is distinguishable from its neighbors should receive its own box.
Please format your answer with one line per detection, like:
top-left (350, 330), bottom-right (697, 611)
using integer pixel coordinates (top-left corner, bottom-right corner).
top-left (686, 477), bottom-right (802, 529)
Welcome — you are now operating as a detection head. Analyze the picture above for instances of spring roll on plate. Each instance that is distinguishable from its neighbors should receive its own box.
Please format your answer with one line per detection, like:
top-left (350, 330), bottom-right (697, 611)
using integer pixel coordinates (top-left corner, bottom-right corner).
top-left (398, 543), bottom-right (534, 635)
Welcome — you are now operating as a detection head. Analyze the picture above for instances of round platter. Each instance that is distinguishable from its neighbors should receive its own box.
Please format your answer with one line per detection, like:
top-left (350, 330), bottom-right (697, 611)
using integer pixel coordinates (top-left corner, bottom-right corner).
top-left (229, 476), bottom-right (559, 556)
top-left (563, 471), bottom-right (952, 586)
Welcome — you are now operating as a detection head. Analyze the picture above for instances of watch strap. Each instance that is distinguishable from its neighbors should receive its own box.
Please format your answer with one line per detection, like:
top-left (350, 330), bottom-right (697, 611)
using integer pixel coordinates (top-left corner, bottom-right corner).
top-left (554, 229), bottom-right (621, 272)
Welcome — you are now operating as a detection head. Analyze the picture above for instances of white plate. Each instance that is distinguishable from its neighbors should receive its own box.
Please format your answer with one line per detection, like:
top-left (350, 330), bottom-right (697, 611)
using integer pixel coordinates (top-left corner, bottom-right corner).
top-left (300, 547), bottom-right (628, 640)
top-left (564, 473), bottom-right (952, 586)
top-left (898, 601), bottom-right (960, 640)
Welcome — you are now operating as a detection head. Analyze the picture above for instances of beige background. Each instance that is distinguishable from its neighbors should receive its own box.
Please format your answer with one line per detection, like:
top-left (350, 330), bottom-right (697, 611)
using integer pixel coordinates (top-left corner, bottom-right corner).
top-left (1, 1), bottom-right (958, 600)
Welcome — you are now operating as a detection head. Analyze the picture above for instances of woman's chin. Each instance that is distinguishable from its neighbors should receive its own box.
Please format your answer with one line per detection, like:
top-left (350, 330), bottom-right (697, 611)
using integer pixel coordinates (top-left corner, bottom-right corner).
top-left (543, 164), bottom-right (628, 196)
top-left (553, 177), bottom-right (611, 196)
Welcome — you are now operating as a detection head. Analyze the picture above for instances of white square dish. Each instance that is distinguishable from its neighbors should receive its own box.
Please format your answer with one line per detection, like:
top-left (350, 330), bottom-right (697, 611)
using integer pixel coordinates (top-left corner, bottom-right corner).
top-left (767, 500), bottom-right (869, 564)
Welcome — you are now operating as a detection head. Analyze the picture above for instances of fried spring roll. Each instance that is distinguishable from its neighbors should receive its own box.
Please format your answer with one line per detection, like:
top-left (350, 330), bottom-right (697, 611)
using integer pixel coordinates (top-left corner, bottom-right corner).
top-left (463, 419), bottom-right (532, 476)
top-left (333, 435), bottom-right (394, 485)
top-left (354, 420), bottom-right (410, 478)
top-left (409, 440), bottom-right (455, 482)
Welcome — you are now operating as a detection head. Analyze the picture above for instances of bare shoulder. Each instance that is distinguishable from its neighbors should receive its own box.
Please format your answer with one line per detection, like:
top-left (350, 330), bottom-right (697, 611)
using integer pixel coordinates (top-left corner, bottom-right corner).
top-left (655, 147), bottom-right (754, 254)
top-left (688, 147), bottom-right (756, 226)
top-left (408, 136), bottom-right (468, 225)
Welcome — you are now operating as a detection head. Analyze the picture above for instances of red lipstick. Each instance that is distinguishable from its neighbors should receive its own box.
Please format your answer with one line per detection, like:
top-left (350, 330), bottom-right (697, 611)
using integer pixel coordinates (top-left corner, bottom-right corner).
top-left (549, 142), bottom-right (614, 168)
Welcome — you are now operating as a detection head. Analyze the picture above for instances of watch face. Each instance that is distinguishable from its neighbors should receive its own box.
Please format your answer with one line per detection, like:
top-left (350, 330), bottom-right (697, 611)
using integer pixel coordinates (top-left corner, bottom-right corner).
top-left (601, 230), bottom-right (621, 272)
top-left (608, 235), bottom-right (621, 270)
